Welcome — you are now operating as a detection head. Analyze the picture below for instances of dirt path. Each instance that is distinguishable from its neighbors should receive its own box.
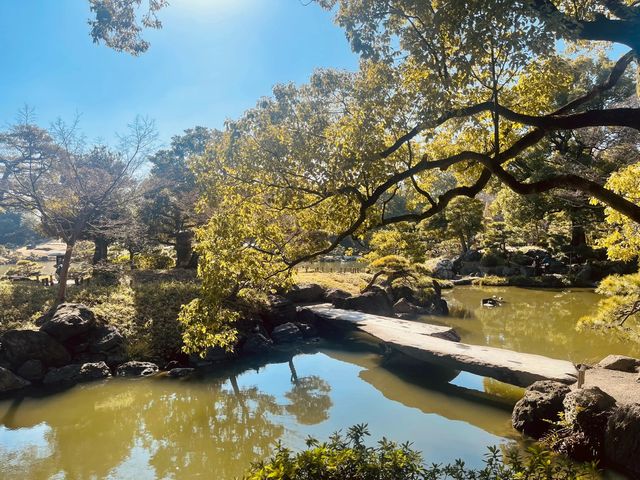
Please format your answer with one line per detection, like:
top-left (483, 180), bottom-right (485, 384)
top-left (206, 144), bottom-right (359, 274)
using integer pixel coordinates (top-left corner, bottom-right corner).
top-left (577, 367), bottom-right (640, 405)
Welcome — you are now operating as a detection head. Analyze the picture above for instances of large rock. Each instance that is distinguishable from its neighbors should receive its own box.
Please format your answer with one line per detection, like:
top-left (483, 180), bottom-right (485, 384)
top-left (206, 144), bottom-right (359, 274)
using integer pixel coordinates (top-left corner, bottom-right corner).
top-left (271, 323), bottom-right (303, 344)
top-left (0, 330), bottom-right (71, 369)
top-left (333, 291), bottom-right (393, 316)
top-left (88, 325), bottom-right (124, 353)
top-left (0, 366), bottom-right (30, 393)
top-left (285, 283), bottom-right (326, 304)
top-left (167, 368), bottom-right (195, 378)
top-left (43, 362), bottom-right (111, 386)
top-left (241, 333), bottom-right (273, 355)
top-left (563, 387), bottom-right (616, 428)
top-left (263, 295), bottom-right (297, 326)
top-left (555, 387), bottom-right (617, 461)
top-left (604, 403), bottom-right (640, 477)
top-left (325, 289), bottom-right (351, 303)
top-left (116, 361), bottom-right (159, 377)
top-left (40, 303), bottom-right (96, 343)
top-left (17, 359), bottom-right (45, 383)
top-left (424, 257), bottom-right (455, 280)
top-left (393, 298), bottom-right (420, 315)
top-left (512, 381), bottom-right (571, 438)
top-left (598, 355), bottom-right (640, 373)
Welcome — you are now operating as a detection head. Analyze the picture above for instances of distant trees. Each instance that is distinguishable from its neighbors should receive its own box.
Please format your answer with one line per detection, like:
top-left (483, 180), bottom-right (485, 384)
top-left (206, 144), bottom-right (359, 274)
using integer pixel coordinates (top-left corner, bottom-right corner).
top-left (1, 113), bottom-right (156, 301)
top-left (141, 127), bottom-right (217, 267)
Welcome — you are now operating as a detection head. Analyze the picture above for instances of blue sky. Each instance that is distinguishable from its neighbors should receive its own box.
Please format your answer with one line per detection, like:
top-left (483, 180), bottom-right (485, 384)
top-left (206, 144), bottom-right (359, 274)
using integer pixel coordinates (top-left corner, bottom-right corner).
top-left (0, 0), bottom-right (359, 146)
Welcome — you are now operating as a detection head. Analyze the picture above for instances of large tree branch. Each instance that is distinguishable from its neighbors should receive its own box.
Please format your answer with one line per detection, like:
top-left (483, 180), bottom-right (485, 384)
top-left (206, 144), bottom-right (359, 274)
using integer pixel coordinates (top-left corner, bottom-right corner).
top-left (483, 160), bottom-right (640, 223)
top-left (531, 0), bottom-right (640, 51)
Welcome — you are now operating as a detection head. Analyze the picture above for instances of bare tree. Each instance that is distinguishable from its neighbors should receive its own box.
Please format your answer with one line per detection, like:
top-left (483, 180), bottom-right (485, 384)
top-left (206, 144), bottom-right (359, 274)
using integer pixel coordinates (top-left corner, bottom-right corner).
top-left (3, 115), bottom-right (157, 302)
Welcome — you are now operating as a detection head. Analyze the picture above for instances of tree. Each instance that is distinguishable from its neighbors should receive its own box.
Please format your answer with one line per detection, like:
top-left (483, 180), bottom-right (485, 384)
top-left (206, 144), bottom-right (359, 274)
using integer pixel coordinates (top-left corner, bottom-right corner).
top-left (182, 1), bottom-right (640, 353)
top-left (88, 0), bottom-right (167, 55)
top-left (141, 127), bottom-right (217, 268)
top-left (2, 116), bottom-right (156, 302)
top-left (444, 196), bottom-right (484, 254)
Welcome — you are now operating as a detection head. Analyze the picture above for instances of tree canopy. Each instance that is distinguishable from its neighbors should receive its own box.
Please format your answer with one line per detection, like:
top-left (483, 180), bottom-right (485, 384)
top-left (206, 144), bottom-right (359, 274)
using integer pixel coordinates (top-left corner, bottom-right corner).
top-left (179, 0), bottom-right (640, 353)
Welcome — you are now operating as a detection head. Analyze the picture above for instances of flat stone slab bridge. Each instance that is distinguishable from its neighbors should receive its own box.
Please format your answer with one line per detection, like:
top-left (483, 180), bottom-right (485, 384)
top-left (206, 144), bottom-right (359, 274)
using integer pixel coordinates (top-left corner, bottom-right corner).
top-left (301, 304), bottom-right (578, 388)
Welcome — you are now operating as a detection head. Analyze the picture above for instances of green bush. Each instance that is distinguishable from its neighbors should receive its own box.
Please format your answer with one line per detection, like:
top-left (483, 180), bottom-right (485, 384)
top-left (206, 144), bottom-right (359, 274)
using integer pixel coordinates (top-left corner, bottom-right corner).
top-left (471, 276), bottom-right (510, 286)
top-left (0, 281), bottom-right (54, 331)
top-left (480, 251), bottom-right (506, 268)
top-left (136, 249), bottom-right (175, 269)
top-left (246, 425), bottom-right (598, 480)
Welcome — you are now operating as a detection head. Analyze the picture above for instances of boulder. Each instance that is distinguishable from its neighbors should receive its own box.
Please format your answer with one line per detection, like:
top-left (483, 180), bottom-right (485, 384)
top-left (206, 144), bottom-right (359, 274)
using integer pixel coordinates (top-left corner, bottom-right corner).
top-left (325, 288), bottom-right (351, 303)
top-left (43, 362), bottom-right (111, 386)
top-left (116, 361), bottom-right (159, 377)
top-left (271, 322), bottom-right (303, 344)
top-left (604, 403), bottom-right (640, 477)
top-left (333, 291), bottom-right (393, 316)
top-left (0, 366), bottom-right (30, 393)
top-left (563, 387), bottom-right (616, 428)
top-left (554, 387), bottom-right (616, 461)
top-left (424, 257), bottom-right (455, 280)
top-left (262, 295), bottom-right (297, 326)
top-left (598, 355), bottom-right (640, 373)
top-left (16, 359), bottom-right (45, 383)
top-left (40, 303), bottom-right (96, 343)
top-left (294, 322), bottom-right (318, 338)
top-left (285, 283), bottom-right (326, 303)
top-left (88, 325), bottom-right (124, 353)
top-left (0, 330), bottom-right (70, 369)
top-left (241, 333), bottom-right (273, 355)
top-left (512, 380), bottom-right (571, 438)
top-left (168, 368), bottom-right (195, 378)
top-left (393, 298), bottom-right (420, 315)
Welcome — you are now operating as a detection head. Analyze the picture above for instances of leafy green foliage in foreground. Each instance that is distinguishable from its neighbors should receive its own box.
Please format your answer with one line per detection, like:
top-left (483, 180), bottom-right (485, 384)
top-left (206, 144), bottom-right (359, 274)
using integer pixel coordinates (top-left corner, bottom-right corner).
top-left (579, 272), bottom-right (640, 343)
top-left (246, 425), bottom-right (598, 480)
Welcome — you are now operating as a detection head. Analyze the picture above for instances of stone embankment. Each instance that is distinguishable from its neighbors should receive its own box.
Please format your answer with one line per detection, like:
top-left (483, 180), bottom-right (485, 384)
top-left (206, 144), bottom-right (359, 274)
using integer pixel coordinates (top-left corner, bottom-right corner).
top-left (512, 355), bottom-right (640, 477)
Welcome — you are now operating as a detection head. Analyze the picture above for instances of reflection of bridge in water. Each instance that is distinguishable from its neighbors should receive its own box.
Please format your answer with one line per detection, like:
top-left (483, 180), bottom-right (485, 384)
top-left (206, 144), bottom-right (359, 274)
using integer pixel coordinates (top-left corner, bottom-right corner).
top-left (324, 346), bottom-right (519, 438)
top-left (303, 304), bottom-right (578, 388)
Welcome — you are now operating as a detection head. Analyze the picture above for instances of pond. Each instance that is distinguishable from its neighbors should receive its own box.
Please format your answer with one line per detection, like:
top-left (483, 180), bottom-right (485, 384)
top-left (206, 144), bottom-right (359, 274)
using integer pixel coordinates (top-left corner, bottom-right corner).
top-left (0, 287), bottom-right (635, 479)
top-left (0, 341), bottom-right (527, 480)
top-left (435, 286), bottom-right (640, 364)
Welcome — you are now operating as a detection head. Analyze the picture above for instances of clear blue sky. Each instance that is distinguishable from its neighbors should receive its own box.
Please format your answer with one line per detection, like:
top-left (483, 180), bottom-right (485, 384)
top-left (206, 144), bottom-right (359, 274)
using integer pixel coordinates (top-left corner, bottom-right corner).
top-left (0, 0), bottom-right (359, 146)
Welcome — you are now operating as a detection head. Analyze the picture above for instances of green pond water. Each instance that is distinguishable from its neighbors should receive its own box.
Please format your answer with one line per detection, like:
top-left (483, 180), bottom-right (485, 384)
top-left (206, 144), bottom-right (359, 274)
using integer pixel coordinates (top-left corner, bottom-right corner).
top-left (436, 286), bottom-right (640, 363)
top-left (0, 287), bottom-right (635, 479)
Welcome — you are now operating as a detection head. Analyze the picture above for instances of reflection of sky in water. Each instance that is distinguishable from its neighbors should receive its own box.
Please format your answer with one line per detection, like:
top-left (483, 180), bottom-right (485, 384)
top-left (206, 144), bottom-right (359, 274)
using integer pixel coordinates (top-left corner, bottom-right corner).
top-left (236, 352), bottom-right (508, 467)
top-left (0, 423), bottom-right (52, 464)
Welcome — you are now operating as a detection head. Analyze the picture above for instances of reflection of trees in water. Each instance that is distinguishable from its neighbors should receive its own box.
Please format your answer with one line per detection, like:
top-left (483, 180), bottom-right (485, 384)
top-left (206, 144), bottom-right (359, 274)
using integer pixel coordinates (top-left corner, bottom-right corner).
top-left (446, 288), bottom-right (640, 361)
top-left (0, 355), bottom-right (337, 480)
top-left (285, 359), bottom-right (332, 426)
top-left (0, 383), bottom-right (152, 480)
top-left (143, 376), bottom-right (284, 479)
top-left (0, 375), bottom-right (286, 480)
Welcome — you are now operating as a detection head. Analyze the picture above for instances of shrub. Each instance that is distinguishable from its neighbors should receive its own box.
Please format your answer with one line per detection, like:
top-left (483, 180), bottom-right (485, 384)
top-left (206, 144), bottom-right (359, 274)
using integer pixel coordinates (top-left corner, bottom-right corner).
top-left (480, 251), bottom-right (506, 268)
top-left (0, 281), bottom-right (54, 331)
top-left (136, 249), bottom-right (175, 269)
top-left (471, 276), bottom-right (510, 286)
top-left (245, 425), bottom-right (598, 480)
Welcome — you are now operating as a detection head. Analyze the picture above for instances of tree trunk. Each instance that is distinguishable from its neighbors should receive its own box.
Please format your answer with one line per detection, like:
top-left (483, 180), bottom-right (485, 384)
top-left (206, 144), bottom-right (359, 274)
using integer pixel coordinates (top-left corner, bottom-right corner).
top-left (175, 230), bottom-right (194, 268)
top-left (570, 222), bottom-right (587, 247)
top-left (128, 249), bottom-right (136, 269)
top-left (56, 241), bottom-right (75, 303)
top-left (92, 236), bottom-right (109, 264)
top-left (458, 232), bottom-right (468, 254)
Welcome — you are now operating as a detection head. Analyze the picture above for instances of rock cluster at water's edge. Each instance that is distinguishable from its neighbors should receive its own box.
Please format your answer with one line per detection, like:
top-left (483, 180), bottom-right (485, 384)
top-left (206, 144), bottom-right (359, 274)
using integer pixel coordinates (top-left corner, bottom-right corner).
top-left (512, 356), bottom-right (640, 477)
